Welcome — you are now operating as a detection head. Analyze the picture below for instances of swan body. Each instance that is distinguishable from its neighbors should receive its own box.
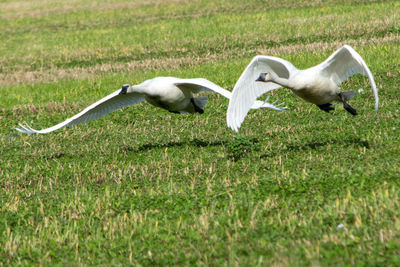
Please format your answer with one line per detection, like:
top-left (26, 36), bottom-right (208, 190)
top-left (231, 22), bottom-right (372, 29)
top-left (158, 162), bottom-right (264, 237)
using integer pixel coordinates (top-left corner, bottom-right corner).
top-left (227, 45), bottom-right (379, 132)
top-left (270, 67), bottom-right (340, 105)
top-left (16, 77), bottom-right (284, 134)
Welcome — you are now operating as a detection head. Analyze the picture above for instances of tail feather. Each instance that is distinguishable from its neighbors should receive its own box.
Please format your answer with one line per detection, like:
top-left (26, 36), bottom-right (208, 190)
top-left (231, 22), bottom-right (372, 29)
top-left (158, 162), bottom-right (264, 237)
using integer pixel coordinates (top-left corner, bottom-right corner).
top-left (193, 96), bottom-right (208, 110)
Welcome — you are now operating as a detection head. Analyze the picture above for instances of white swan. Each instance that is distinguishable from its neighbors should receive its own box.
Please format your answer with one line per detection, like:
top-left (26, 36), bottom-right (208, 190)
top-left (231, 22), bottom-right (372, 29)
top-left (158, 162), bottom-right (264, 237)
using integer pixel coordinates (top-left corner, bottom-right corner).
top-left (227, 45), bottom-right (378, 132)
top-left (16, 77), bottom-right (284, 134)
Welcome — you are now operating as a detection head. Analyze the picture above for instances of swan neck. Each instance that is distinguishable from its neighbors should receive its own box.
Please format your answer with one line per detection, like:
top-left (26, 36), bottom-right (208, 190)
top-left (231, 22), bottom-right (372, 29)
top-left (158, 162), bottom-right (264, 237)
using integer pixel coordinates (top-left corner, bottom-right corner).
top-left (271, 76), bottom-right (293, 89)
top-left (128, 84), bottom-right (143, 93)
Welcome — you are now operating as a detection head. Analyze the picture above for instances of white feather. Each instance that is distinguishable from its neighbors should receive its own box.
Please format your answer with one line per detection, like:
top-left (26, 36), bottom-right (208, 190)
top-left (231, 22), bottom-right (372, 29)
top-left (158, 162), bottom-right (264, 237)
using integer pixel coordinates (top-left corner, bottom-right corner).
top-left (16, 77), bottom-right (285, 134)
top-left (227, 45), bottom-right (378, 132)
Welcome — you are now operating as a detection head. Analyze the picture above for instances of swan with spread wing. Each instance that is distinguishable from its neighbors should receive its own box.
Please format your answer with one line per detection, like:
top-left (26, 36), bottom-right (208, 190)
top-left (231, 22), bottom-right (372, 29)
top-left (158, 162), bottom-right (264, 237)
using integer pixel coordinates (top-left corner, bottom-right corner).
top-left (16, 77), bottom-right (284, 134)
top-left (227, 45), bottom-right (378, 132)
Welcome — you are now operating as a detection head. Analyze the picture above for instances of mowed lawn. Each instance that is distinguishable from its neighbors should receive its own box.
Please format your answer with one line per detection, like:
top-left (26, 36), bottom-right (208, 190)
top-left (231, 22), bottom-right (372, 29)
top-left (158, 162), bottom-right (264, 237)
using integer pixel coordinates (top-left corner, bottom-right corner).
top-left (1, 0), bottom-right (400, 265)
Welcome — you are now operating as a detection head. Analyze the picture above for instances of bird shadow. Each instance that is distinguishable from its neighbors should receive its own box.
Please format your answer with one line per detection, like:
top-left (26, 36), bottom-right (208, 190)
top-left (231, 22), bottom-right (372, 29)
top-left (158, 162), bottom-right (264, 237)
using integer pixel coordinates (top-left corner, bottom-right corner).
top-left (0, 133), bottom-right (19, 140)
top-left (260, 137), bottom-right (370, 159)
top-left (120, 138), bottom-right (228, 154)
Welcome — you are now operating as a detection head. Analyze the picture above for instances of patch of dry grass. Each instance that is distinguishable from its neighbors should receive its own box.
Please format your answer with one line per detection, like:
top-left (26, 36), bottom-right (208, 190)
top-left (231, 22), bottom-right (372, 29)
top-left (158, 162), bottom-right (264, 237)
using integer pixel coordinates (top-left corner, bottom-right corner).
top-left (258, 34), bottom-right (400, 57)
top-left (1, 0), bottom-right (398, 86)
top-left (0, 0), bottom-right (197, 18)
top-left (1, 34), bottom-right (398, 87)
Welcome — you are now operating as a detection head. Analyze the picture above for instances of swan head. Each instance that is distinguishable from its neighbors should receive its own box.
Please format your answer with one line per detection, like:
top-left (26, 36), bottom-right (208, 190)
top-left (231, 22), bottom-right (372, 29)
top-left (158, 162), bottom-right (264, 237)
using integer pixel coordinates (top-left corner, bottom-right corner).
top-left (255, 72), bottom-right (273, 82)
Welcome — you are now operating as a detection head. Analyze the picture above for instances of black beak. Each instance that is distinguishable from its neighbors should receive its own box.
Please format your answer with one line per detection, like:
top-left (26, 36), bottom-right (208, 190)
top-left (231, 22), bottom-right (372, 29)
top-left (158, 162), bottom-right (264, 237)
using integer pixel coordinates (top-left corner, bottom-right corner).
top-left (119, 84), bottom-right (130, 95)
top-left (255, 74), bottom-right (265, 82)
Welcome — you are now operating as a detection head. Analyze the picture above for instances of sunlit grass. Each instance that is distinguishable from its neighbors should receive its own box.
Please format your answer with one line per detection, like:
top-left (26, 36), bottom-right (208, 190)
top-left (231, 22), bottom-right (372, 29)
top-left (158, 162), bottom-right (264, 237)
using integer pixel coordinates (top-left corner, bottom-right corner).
top-left (1, 0), bottom-right (400, 265)
top-left (0, 0), bottom-right (398, 72)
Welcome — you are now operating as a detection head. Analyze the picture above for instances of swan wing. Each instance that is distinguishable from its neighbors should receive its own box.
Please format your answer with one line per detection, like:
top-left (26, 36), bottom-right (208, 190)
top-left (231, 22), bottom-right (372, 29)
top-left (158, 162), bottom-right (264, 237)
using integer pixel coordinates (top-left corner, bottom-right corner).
top-left (15, 87), bottom-right (145, 134)
top-left (227, 55), bottom-right (298, 132)
top-left (174, 78), bottom-right (286, 111)
top-left (174, 78), bottom-right (233, 99)
top-left (317, 45), bottom-right (378, 112)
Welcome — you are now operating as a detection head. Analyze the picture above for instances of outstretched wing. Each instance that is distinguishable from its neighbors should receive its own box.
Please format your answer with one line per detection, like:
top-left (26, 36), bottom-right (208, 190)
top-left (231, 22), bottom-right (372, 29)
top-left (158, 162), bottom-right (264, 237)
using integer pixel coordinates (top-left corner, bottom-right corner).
top-left (317, 45), bottom-right (378, 112)
top-left (16, 88), bottom-right (145, 134)
top-left (174, 78), bottom-right (233, 98)
top-left (174, 77), bottom-right (286, 110)
top-left (227, 55), bottom-right (298, 132)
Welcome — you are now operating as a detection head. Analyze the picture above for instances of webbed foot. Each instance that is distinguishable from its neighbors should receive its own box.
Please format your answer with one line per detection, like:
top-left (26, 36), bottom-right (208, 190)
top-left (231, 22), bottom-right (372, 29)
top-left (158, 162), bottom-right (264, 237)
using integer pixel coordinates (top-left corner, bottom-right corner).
top-left (317, 103), bottom-right (335, 113)
top-left (338, 92), bottom-right (357, 116)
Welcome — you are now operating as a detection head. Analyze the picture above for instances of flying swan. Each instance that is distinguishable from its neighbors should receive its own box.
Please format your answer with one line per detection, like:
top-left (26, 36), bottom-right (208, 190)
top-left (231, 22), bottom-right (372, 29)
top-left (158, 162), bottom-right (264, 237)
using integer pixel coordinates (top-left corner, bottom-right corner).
top-left (16, 77), bottom-right (285, 134)
top-left (227, 45), bottom-right (378, 132)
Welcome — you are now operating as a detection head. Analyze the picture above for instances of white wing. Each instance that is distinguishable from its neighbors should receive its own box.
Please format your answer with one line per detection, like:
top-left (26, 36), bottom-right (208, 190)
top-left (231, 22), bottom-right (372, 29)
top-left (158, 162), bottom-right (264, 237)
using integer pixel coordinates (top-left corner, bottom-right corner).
top-left (317, 45), bottom-right (378, 112)
top-left (227, 55), bottom-right (298, 132)
top-left (174, 78), bottom-right (286, 110)
top-left (16, 88), bottom-right (145, 134)
top-left (174, 78), bottom-right (233, 99)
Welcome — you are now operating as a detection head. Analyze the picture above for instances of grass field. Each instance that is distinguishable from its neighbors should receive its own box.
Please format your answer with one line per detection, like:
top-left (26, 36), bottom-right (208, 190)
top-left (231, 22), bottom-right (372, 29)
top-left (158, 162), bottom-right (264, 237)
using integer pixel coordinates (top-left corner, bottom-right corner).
top-left (1, 0), bottom-right (400, 265)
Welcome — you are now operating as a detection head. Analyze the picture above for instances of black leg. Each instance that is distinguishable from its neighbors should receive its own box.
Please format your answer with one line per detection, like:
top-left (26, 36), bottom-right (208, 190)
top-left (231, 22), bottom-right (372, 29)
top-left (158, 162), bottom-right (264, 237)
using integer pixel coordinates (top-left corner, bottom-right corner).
top-left (338, 92), bottom-right (357, 116)
top-left (317, 103), bottom-right (335, 113)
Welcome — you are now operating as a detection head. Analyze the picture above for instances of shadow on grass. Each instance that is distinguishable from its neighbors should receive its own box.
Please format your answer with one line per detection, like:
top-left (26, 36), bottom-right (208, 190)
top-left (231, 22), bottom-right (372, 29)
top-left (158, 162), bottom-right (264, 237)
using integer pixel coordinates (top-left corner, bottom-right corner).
top-left (260, 137), bottom-right (370, 158)
top-left (286, 137), bottom-right (370, 151)
top-left (0, 132), bottom-right (20, 140)
top-left (120, 138), bottom-right (228, 153)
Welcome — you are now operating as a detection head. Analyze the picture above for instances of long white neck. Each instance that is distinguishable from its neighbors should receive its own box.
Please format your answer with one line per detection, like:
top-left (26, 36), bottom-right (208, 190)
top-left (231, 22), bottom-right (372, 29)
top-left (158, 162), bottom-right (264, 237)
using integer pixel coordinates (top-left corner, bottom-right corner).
top-left (269, 73), bottom-right (293, 89)
top-left (127, 84), bottom-right (144, 94)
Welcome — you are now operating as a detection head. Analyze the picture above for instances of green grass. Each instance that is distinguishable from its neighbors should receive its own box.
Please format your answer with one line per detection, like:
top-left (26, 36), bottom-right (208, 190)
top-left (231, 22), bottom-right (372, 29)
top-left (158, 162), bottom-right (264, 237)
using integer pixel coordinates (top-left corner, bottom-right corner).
top-left (1, 0), bottom-right (400, 265)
